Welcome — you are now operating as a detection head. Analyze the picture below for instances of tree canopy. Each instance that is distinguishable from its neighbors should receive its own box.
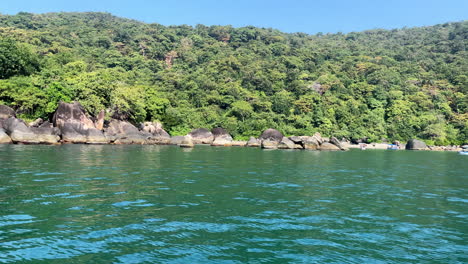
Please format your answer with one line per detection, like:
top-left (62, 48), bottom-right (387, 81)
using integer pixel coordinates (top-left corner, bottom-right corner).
top-left (0, 12), bottom-right (466, 144)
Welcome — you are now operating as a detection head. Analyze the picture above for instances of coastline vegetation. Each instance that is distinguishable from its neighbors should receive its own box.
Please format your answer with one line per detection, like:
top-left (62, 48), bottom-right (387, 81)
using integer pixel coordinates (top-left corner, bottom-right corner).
top-left (0, 12), bottom-right (466, 145)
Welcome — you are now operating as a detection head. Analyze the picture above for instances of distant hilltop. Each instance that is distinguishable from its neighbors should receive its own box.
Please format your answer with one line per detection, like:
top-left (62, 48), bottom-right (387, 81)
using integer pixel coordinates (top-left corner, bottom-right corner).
top-left (0, 12), bottom-right (466, 145)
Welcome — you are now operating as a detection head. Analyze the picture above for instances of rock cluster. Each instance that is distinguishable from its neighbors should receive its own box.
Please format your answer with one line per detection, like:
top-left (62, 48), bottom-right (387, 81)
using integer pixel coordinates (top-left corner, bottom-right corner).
top-left (1, 102), bottom-right (457, 152)
top-left (0, 102), bottom-right (171, 146)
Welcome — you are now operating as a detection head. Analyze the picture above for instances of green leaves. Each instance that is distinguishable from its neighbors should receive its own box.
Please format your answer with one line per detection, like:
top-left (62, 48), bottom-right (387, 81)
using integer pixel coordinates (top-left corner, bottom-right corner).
top-left (0, 13), bottom-right (466, 144)
top-left (0, 38), bottom-right (40, 79)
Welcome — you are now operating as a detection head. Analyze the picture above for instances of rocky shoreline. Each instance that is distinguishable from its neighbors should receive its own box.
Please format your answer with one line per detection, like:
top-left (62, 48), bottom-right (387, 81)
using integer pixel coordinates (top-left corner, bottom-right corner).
top-left (0, 102), bottom-right (464, 152)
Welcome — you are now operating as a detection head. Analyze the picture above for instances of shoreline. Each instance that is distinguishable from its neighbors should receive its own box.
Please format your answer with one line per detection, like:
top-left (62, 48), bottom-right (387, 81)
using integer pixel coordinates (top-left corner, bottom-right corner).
top-left (1, 102), bottom-right (465, 152)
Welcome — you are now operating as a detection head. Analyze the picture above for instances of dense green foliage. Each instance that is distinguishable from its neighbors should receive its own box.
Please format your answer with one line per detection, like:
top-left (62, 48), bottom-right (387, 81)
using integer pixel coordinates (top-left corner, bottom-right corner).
top-left (0, 12), bottom-right (466, 144)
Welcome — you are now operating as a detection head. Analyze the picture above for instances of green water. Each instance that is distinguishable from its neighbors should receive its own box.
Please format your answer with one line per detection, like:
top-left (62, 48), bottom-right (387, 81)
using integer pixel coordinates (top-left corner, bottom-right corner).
top-left (0, 145), bottom-right (467, 263)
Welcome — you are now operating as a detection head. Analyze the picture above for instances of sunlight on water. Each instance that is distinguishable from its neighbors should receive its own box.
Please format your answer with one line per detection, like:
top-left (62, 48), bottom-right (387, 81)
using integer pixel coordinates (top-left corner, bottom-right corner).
top-left (0, 145), bottom-right (467, 263)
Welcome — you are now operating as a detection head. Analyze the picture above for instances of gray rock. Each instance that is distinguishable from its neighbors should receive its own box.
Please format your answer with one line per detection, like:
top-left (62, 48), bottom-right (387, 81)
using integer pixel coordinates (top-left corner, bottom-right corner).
top-left (261, 139), bottom-right (278, 149)
top-left (259, 128), bottom-right (283, 142)
top-left (330, 137), bottom-right (349, 151)
top-left (0, 105), bottom-right (16, 119)
top-left (278, 137), bottom-right (296, 149)
top-left (405, 139), bottom-right (427, 150)
top-left (289, 136), bottom-right (304, 144)
top-left (231, 141), bottom-right (247, 147)
top-left (170, 136), bottom-right (186, 145)
top-left (319, 142), bottom-right (341, 151)
top-left (313, 132), bottom-right (324, 144)
top-left (4, 118), bottom-right (59, 144)
top-left (211, 127), bottom-right (232, 139)
top-left (303, 136), bottom-right (319, 150)
top-left (141, 122), bottom-right (170, 137)
top-left (0, 129), bottom-right (12, 144)
top-left (246, 137), bottom-right (260, 147)
top-left (61, 122), bottom-right (109, 144)
top-left (180, 136), bottom-right (194, 148)
top-left (31, 126), bottom-right (61, 144)
top-left (188, 128), bottom-right (213, 144)
top-left (211, 137), bottom-right (233, 146)
top-left (28, 118), bottom-right (43, 127)
top-left (53, 101), bottom-right (96, 129)
top-left (103, 119), bottom-right (149, 144)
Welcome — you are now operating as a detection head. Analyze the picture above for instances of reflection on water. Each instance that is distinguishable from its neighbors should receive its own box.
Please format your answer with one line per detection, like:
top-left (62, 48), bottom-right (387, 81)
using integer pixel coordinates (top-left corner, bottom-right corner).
top-left (0, 145), bottom-right (467, 263)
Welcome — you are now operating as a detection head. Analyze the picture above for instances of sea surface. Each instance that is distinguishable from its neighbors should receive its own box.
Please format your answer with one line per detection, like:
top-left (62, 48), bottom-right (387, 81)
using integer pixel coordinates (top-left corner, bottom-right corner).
top-left (0, 145), bottom-right (467, 263)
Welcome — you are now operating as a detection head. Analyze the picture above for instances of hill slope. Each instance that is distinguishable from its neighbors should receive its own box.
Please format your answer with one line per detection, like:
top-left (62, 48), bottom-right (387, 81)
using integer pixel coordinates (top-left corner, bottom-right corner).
top-left (0, 12), bottom-right (466, 144)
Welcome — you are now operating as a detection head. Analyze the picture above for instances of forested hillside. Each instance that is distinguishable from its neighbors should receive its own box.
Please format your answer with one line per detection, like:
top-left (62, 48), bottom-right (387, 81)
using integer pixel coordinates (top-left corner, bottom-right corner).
top-left (0, 12), bottom-right (466, 144)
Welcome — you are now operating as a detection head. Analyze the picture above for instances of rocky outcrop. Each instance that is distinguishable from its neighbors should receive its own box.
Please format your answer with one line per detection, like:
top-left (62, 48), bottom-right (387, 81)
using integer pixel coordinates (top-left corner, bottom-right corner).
top-left (0, 105), bottom-right (16, 119)
top-left (303, 136), bottom-right (320, 150)
top-left (28, 118), bottom-right (43, 127)
top-left (104, 119), bottom-right (146, 144)
top-left (232, 141), bottom-right (247, 147)
top-left (0, 129), bottom-right (12, 144)
top-left (179, 136), bottom-right (194, 148)
top-left (95, 110), bottom-right (105, 130)
top-left (211, 127), bottom-right (233, 146)
top-left (140, 122), bottom-right (171, 144)
top-left (170, 136), bottom-right (185, 145)
top-left (261, 139), bottom-right (278, 149)
top-left (246, 137), bottom-right (260, 147)
top-left (53, 101), bottom-right (95, 129)
top-left (259, 128), bottom-right (283, 142)
top-left (405, 139), bottom-right (427, 150)
top-left (61, 123), bottom-right (108, 144)
top-left (330, 137), bottom-right (349, 151)
top-left (278, 137), bottom-right (296, 149)
top-left (31, 126), bottom-right (61, 144)
top-left (3, 118), bottom-right (60, 144)
top-left (51, 102), bottom-right (108, 144)
top-left (188, 128), bottom-right (213, 144)
top-left (212, 137), bottom-right (233, 146)
top-left (319, 142), bottom-right (341, 151)
top-left (141, 122), bottom-right (170, 137)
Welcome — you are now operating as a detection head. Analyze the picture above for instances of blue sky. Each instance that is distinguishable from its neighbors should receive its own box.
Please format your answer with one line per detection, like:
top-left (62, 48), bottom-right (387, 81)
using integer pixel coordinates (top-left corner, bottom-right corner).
top-left (2, 0), bottom-right (467, 34)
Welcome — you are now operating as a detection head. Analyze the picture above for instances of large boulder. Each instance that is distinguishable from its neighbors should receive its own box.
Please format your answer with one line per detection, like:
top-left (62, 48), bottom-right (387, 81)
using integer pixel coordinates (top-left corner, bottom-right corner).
top-left (211, 127), bottom-right (232, 139)
top-left (246, 137), bottom-right (260, 147)
top-left (53, 101), bottom-right (95, 129)
top-left (61, 122), bottom-right (108, 144)
top-left (405, 139), bottom-right (427, 150)
top-left (0, 105), bottom-right (16, 119)
top-left (330, 137), bottom-right (349, 151)
top-left (261, 139), bottom-right (278, 149)
top-left (303, 136), bottom-right (320, 150)
top-left (28, 118), bottom-right (43, 127)
top-left (104, 119), bottom-right (147, 144)
top-left (313, 132), bottom-right (324, 145)
top-left (278, 137), bottom-right (296, 149)
top-left (289, 136), bottom-right (304, 145)
top-left (52, 101), bottom-right (108, 144)
top-left (319, 142), bottom-right (341, 151)
top-left (211, 137), bottom-right (233, 147)
top-left (211, 127), bottom-right (233, 146)
top-left (170, 136), bottom-right (186, 145)
top-left (31, 126), bottom-right (61, 144)
top-left (140, 122), bottom-right (170, 138)
top-left (231, 141), bottom-right (247, 147)
top-left (259, 128), bottom-right (283, 142)
top-left (0, 129), bottom-right (12, 144)
top-left (3, 118), bottom-right (59, 144)
top-left (179, 136), bottom-right (194, 148)
top-left (188, 128), bottom-right (214, 144)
